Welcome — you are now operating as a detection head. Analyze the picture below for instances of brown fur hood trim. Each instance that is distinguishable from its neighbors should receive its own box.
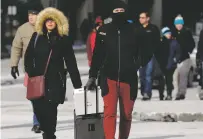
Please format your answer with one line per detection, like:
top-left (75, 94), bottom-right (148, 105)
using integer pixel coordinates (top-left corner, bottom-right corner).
top-left (35, 7), bottom-right (69, 36)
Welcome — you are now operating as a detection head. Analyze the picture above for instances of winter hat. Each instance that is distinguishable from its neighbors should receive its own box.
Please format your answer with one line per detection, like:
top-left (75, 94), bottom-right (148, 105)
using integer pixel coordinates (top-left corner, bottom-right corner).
top-left (161, 27), bottom-right (171, 36)
top-left (174, 15), bottom-right (184, 25)
top-left (95, 16), bottom-right (102, 24)
top-left (112, 0), bottom-right (127, 12)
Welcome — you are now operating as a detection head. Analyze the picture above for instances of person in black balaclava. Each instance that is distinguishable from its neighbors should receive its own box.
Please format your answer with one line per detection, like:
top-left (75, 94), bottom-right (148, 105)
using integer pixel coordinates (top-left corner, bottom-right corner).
top-left (85, 1), bottom-right (153, 139)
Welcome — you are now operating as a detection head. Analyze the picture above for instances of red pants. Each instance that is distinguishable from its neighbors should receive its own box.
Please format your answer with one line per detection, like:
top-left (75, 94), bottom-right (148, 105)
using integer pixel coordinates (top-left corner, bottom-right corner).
top-left (103, 78), bottom-right (135, 139)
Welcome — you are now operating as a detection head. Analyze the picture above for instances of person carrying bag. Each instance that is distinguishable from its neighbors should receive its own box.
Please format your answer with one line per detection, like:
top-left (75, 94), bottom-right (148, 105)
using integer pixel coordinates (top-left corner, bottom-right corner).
top-left (24, 7), bottom-right (82, 139)
top-left (26, 35), bottom-right (52, 100)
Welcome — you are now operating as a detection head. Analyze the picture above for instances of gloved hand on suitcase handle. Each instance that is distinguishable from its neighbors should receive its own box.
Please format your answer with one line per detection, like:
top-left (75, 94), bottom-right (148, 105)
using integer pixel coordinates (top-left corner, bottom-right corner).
top-left (85, 77), bottom-right (97, 90)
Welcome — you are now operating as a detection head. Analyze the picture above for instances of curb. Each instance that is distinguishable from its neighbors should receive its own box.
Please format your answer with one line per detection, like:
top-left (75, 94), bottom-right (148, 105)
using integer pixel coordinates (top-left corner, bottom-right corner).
top-left (133, 112), bottom-right (203, 122)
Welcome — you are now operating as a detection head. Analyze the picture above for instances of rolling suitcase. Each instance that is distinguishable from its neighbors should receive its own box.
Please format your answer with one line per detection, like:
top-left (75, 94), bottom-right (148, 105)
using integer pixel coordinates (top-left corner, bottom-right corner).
top-left (73, 87), bottom-right (105, 139)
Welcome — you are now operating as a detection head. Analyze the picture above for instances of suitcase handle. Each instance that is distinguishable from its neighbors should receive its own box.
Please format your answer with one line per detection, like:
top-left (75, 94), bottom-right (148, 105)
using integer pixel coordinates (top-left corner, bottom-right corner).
top-left (84, 86), bottom-right (99, 115)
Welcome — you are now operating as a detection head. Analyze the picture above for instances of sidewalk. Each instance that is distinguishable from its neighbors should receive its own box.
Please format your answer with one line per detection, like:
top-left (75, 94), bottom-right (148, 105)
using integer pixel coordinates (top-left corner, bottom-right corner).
top-left (1, 89), bottom-right (203, 139)
top-left (1, 89), bottom-right (203, 123)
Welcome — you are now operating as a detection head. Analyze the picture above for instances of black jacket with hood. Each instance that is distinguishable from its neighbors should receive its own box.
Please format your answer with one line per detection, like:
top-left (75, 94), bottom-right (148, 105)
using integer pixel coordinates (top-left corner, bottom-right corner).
top-left (156, 37), bottom-right (181, 72)
top-left (172, 27), bottom-right (195, 62)
top-left (24, 8), bottom-right (82, 104)
top-left (89, 1), bottom-right (153, 84)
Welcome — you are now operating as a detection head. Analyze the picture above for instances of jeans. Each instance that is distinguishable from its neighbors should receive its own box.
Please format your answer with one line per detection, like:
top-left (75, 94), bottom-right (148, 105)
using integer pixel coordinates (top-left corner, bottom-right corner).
top-left (139, 57), bottom-right (154, 96)
top-left (33, 113), bottom-right (40, 126)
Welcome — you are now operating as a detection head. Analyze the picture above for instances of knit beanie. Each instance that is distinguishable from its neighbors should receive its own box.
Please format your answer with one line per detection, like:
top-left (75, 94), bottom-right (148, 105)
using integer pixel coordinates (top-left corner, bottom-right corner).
top-left (161, 27), bottom-right (171, 36)
top-left (174, 15), bottom-right (184, 25)
top-left (112, 0), bottom-right (127, 12)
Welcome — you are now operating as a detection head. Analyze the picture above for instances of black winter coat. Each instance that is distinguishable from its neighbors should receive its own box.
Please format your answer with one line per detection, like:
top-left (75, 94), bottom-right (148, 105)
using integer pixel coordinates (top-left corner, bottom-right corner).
top-left (156, 37), bottom-right (181, 71)
top-left (197, 29), bottom-right (203, 61)
top-left (24, 32), bottom-right (82, 104)
top-left (89, 22), bottom-right (153, 83)
top-left (172, 27), bottom-right (195, 62)
top-left (137, 24), bottom-right (161, 57)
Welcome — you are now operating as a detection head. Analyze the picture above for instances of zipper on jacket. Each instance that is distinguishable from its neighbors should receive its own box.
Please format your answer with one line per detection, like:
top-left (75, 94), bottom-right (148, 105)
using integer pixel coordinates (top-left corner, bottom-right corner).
top-left (59, 72), bottom-right (65, 87)
top-left (117, 30), bottom-right (121, 94)
top-left (33, 58), bottom-right (36, 68)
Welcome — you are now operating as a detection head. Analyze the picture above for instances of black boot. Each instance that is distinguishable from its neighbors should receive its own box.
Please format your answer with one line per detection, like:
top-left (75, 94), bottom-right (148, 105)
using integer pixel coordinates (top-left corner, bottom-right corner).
top-left (43, 133), bottom-right (56, 139)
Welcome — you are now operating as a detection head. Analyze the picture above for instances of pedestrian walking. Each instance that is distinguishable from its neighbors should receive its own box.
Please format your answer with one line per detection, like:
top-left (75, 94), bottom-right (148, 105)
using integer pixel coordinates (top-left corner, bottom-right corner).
top-left (86, 16), bottom-right (103, 67)
top-left (10, 8), bottom-right (41, 133)
top-left (138, 12), bottom-right (161, 100)
top-left (156, 27), bottom-right (181, 100)
top-left (24, 7), bottom-right (82, 139)
top-left (172, 15), bottom-right (195, 100)
top-left (85, 1), bottom-right (153, 139)
top-left (196, 29), bottom-right (203, 100)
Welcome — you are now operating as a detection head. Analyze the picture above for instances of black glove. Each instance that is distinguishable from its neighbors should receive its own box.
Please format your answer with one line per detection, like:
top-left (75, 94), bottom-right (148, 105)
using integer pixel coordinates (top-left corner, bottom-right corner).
top-left (85, 77), bottom-right (96, 90)
top-left (11, 66), bottom-right (19, 79)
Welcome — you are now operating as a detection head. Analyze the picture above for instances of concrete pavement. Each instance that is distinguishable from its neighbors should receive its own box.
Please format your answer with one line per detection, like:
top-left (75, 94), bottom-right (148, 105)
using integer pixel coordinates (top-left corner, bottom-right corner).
top-left (1, 100), bottom-right (203, 139)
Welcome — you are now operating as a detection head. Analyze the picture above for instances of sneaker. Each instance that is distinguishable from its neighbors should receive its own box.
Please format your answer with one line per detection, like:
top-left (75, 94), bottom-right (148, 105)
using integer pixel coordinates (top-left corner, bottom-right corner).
top-left (142, 93), bottom-right (150, 101)
top-left (32, 125), bottom-right (41, 133)
top-left (175, 94), bottom-right (185, 100)
top-left (165, 95), bottom-right (172, 100)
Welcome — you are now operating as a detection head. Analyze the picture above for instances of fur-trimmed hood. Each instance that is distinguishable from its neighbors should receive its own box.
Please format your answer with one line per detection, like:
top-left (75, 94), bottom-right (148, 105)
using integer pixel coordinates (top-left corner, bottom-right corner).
top-left (35, 7), bottom-right (69, 36)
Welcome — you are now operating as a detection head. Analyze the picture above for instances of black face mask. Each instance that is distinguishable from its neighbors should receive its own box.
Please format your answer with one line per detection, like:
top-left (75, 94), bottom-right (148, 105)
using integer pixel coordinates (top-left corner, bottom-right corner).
top-left (112, 12), bottom-right (127, 25)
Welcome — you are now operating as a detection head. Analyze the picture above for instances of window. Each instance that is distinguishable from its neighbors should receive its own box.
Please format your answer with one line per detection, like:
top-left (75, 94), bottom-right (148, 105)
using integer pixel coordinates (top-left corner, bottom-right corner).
top-left (8, 6), bottom-right (17, 15)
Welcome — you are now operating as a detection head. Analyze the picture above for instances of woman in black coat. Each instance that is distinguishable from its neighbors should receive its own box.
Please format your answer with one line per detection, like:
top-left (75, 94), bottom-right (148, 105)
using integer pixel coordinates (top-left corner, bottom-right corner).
top-left (24, 7), bottom-right (82, 139)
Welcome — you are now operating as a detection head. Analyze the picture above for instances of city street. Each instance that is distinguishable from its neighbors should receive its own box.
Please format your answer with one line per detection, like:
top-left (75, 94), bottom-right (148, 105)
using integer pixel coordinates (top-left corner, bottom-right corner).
top-left (1, 53), bottom-right (203, 139)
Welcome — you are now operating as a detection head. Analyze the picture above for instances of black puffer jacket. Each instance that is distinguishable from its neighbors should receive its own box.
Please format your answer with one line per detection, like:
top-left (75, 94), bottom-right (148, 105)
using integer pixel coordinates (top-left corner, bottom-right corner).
top-left (25, 32), bottom-right (82, 104)
top-left (89, 22), bottom-right (153, 83)
top-left (172, 27), bottom-right (195, 62)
